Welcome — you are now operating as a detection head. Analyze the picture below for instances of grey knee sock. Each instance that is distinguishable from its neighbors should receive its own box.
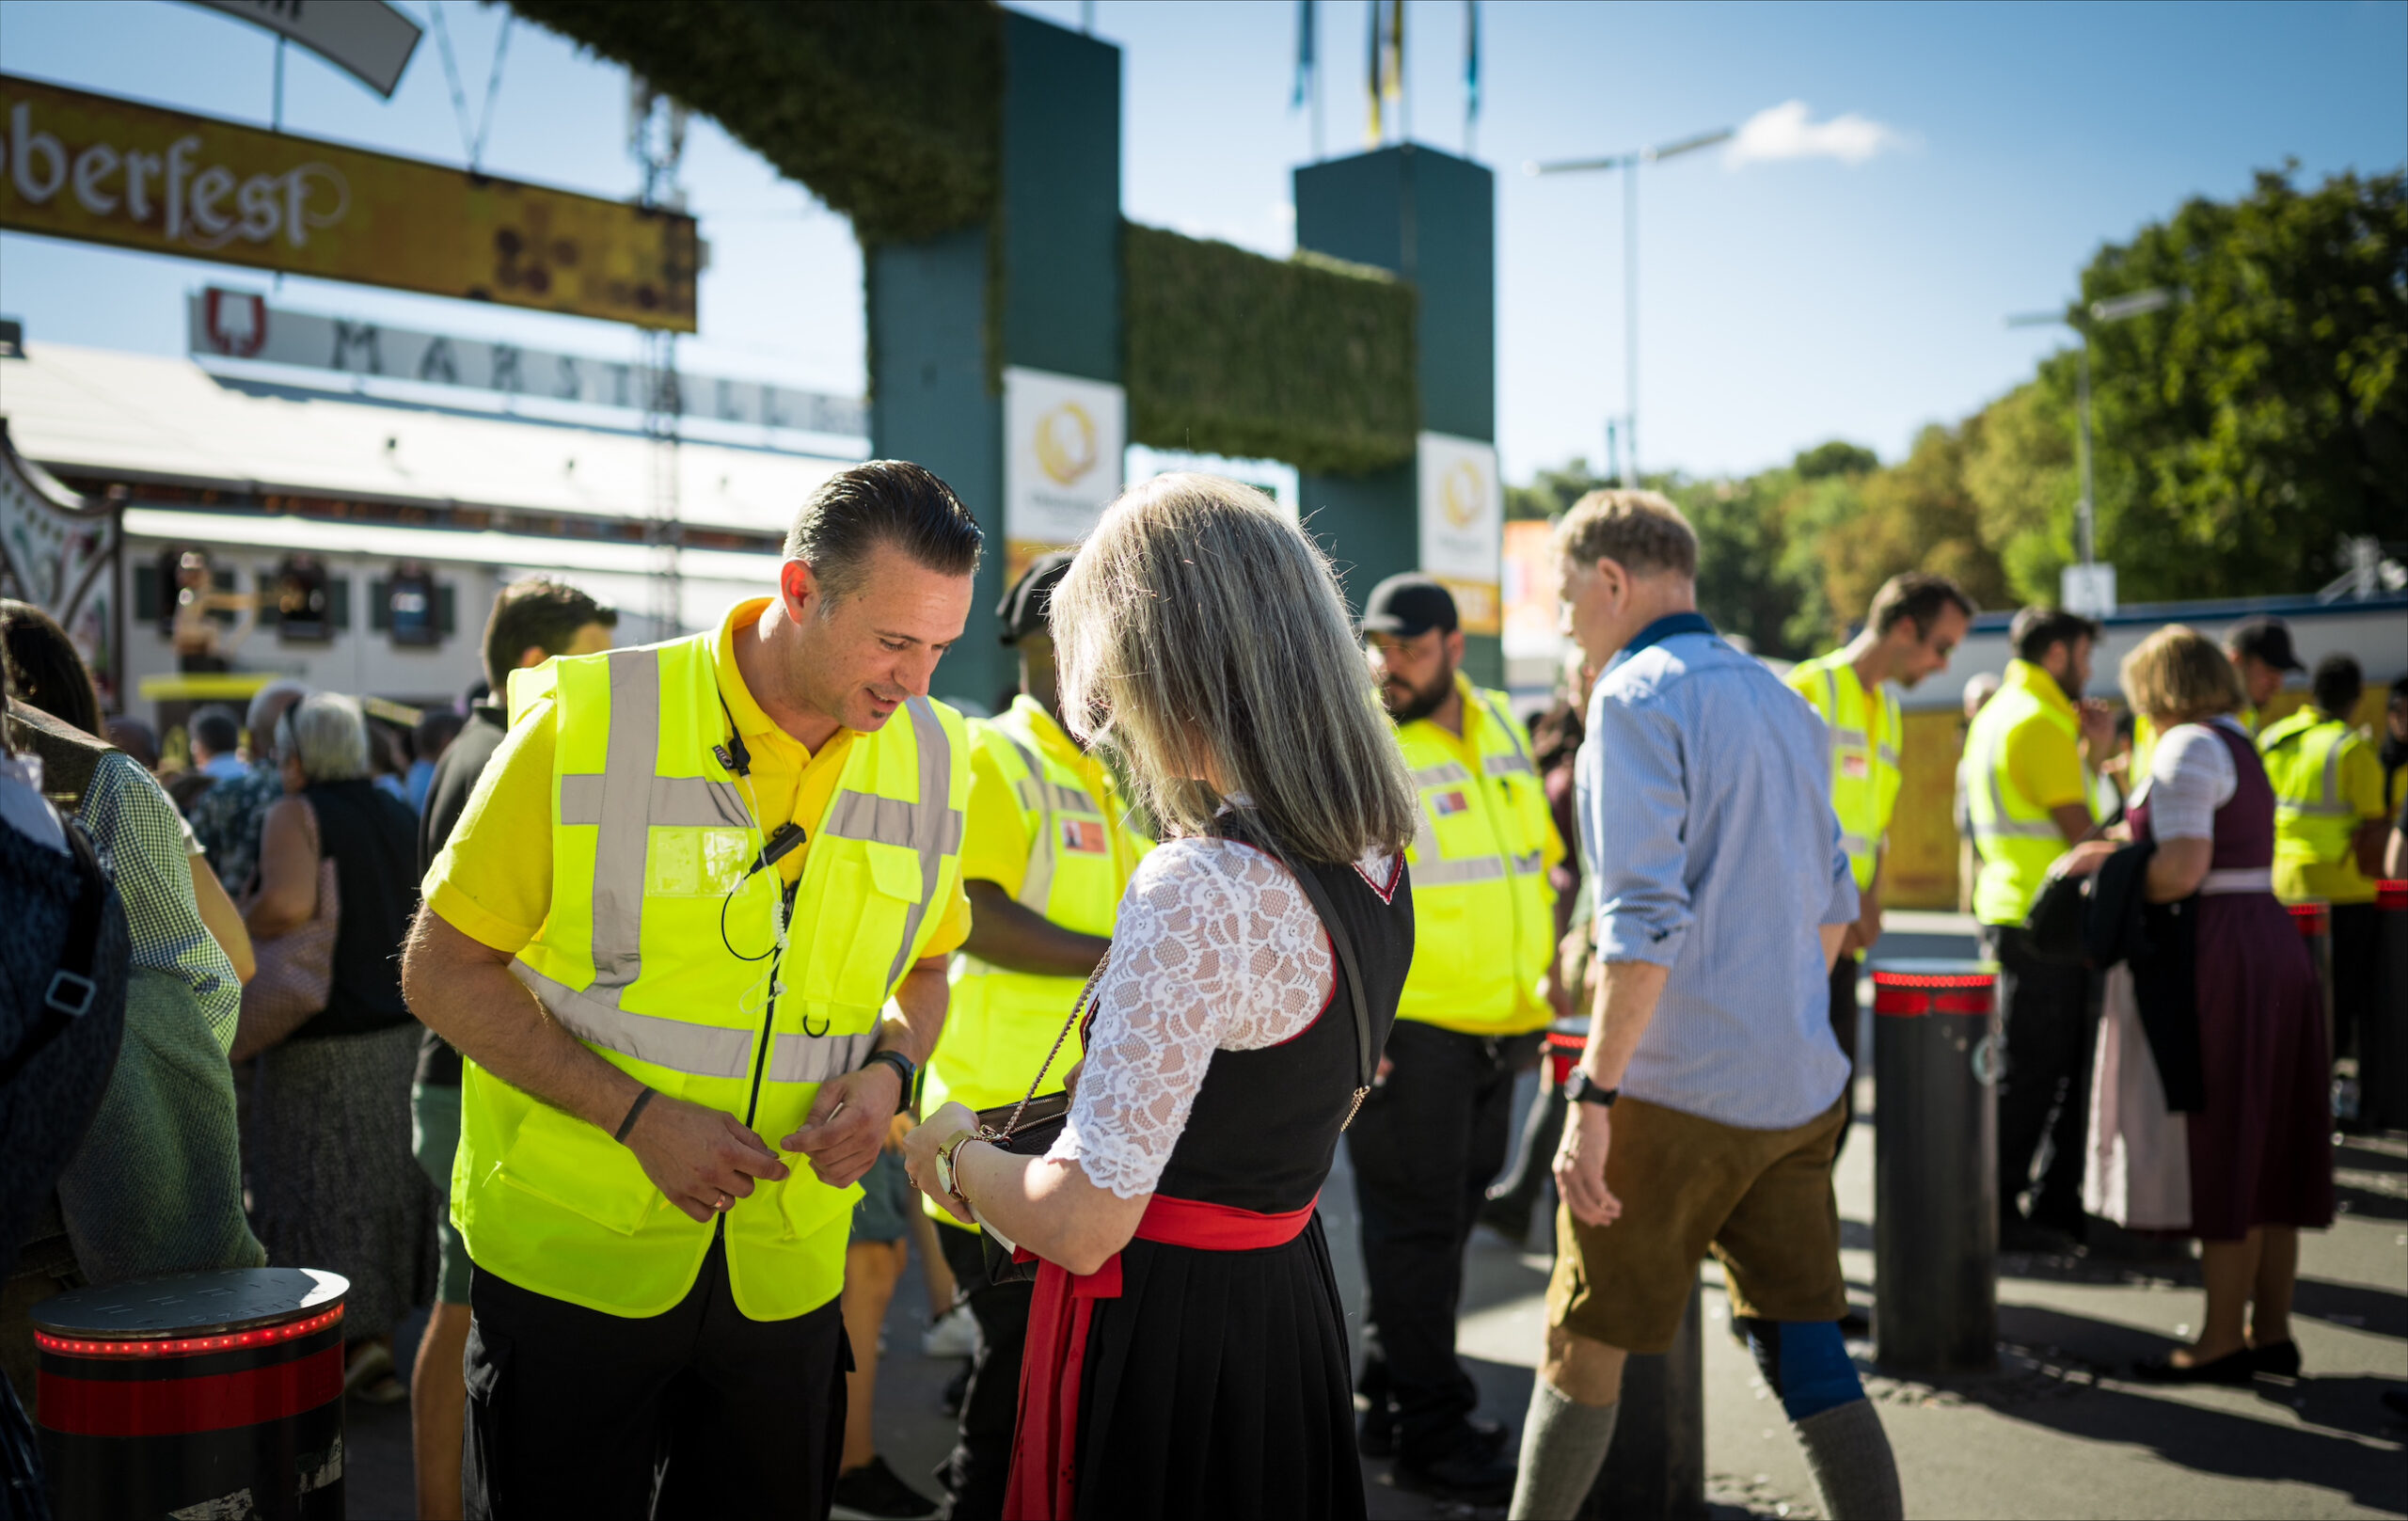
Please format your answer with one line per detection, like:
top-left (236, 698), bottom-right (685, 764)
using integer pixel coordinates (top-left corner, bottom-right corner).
top-left (1794, 1398), bottom-right (1903, 1521)
top-left (1507, 1378), bottom-right (1620, 1521)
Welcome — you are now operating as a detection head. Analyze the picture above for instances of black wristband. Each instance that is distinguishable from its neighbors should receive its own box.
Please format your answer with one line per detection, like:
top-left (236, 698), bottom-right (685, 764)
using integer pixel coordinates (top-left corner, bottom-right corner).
top-left (613, 1086), bottom-right (657, 1144)
top-left (864, 1048), bottom-right (915, 1092)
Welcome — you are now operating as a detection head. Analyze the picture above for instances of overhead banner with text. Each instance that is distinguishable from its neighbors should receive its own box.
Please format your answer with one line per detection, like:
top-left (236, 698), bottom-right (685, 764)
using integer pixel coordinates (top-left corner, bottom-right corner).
top-left (0, 74), bottom-right (697, 330)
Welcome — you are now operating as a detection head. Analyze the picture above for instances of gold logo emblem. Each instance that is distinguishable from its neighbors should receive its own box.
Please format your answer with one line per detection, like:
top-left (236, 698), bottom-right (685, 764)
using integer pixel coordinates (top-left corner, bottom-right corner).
top-left (1034, 401), bottom-right (1100, 486)
top-left (1441, 459), bottom-right (1485, 530)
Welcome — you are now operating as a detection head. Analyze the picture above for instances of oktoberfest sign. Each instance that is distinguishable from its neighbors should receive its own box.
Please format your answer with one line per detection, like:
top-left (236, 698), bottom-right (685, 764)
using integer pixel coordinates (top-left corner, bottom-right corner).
top-left (1, 74), bottom-right (697, 331)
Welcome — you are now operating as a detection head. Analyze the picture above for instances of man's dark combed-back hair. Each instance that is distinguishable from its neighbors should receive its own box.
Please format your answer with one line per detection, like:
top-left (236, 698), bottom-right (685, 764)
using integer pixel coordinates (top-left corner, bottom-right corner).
top-left (2009, 606), bottom-right (2099, 664)
top-left (2312, 654), bottom-right (2363, 719)
top-left (1869, 571), bottom-right (1977, 639)
top-left (483, 578), bottom-right (618, 692)
top-left (784, 460), bottom-right (983, 605)
top-left (190, 705), bottom-right (242, 756)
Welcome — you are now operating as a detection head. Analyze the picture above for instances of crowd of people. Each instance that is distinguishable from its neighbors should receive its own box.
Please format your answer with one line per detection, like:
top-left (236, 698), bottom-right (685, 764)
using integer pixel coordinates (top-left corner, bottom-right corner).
top-left (2, 457), bottom-right (2400, 1521)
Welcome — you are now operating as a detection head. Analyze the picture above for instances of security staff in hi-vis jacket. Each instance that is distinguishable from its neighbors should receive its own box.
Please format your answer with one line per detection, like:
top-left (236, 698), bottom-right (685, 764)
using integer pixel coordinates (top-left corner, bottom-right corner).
top-left (1786, 571), bottom-right (1974, 1158)
top-left (403, 462), bottom-right (981, 1519)
top-left (1354, 574), bottom-right (1565, 1506)
top-left (919, 552), bottom-right (1150, 1520)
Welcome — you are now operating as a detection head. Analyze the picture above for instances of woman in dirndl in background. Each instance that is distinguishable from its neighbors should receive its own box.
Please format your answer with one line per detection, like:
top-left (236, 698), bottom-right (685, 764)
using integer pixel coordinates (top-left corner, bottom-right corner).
top-left (2061, 625), bottom-right (2331, 1384)
top-left (901, 474), bottom-right (1420, 1520)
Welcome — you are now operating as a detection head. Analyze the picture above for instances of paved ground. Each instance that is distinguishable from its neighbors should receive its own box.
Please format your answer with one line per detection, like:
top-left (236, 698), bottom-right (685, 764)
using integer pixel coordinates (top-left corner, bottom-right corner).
top-left (347, 914), bottom-right (2408, 1518)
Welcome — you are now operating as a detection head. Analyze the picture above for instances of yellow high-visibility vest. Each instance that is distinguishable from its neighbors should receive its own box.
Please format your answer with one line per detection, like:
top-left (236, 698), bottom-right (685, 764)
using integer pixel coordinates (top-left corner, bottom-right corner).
top-left (455, 635), bottom-right (969, 1320)
top-left (1396, 677), bottom-right (1556, 1036)
top-left (1786, 652), bottom-right (1902, 890)
top-left (2259, 708), bottom-right (2376, 906)
top-left (928, 698), bottom-right (1148, 1131)
top-left (1960, 660), bottom-right (2080, 926)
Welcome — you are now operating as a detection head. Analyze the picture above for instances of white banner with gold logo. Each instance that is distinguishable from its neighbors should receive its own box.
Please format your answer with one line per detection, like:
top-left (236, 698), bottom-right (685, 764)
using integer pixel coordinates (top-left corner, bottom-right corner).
top-left (1417, 432), bottom-right (1502, 636)
top-left (1003, 367), bottom-right (1125, 583)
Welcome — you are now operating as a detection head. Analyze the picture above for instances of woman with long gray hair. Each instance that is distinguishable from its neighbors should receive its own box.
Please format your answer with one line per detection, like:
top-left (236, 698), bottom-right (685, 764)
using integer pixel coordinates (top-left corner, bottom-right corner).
top-left (903, 475), bottom-right (1419, 1519)
top-left (244, 692), bottom-right (436, 1403)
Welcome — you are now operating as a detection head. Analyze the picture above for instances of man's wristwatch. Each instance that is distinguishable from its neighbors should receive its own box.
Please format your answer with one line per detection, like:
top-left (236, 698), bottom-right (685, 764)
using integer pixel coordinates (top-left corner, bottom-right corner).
top-left (864, 1048), bottom-right (915, 1095)
top-left (1562, 1069), bottom-right (1620, 1108)
top-left (934, 1129), bottom-right (979, 1206)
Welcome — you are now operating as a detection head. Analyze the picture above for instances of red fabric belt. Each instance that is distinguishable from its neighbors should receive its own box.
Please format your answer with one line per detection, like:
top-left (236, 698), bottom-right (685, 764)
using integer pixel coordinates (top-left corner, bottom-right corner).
top-left (38, 1345), bottom-right (341, 1437)
top-left (1003, 1193), bottom-right (1317, 1521)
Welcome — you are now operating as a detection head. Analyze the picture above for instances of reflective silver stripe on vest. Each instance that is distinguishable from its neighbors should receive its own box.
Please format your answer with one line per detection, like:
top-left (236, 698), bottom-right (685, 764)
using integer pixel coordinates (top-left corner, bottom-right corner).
top-left (1415, 761), bottom-right (1472, 785)
top-left (1416, 855), bottom-right (1508, 885)
top-left (1877, 746), bottom-right (1901, 768)
top-left (999, 731), bottom-right (1056, 912)
top-left (561, 774), bottom-right (752, 830)
top-left (768, 1028), bottom-right (881, 1084)
top-left (1840, 832), bottom-right (1874, 859)
top-left (890, 699), bottom-right (964, 988)
top-left (1511, 848), bottom-right (1544, 875)
top-left (2282, 730), bottom-right (2353, 816)
top-left (512, 961), bottom-right (757, 1079)
top-left (1965, 708), bottom-right (2061, 842)
top-left (1484, 753), bottom-right (1536, 779)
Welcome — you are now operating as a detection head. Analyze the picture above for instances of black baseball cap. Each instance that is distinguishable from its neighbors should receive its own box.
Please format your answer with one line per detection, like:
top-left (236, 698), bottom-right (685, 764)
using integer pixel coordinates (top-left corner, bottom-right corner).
top-left (997, 551), bottom-right (1077, 645)
top-left (1359, 573), bottom-right (1459, 639)
top-left (2225, 615), bottom-right (2303, 672)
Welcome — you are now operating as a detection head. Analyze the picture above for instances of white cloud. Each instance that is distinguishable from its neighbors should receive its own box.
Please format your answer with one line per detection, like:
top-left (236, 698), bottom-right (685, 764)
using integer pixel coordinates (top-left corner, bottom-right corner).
top-left (1724, 101), bottom-right (1901, 169)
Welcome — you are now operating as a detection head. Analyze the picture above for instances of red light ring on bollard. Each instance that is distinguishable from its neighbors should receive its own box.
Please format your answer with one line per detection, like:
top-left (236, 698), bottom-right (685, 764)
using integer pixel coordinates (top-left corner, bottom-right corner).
top-left (1870, 970), bottom-right (1996, 1018)
top-left (33, 1304), bottom-right (344, 1359)
top-left (1545, 1029), bottom-right (1587, 1086)
top-left (2289, 901), bottom-right (2330, 938)
top-left (2377, 880), bottom-right (2407, 912)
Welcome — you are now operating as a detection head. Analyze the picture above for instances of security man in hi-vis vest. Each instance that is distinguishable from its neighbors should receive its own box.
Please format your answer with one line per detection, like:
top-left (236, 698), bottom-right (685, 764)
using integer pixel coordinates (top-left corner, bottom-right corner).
top-left (920, 551), bottom-right (1149, 1519)
top-left (2261, 653), bottom-right (2390, 1118)
top-left (1786, 572), bottom-right (1974, 1158)
top-left (403, 462), bottom-right (981, 1518)
top-left (1355, 573), bottom-right (1564, 1505)
top-left (1959, 605), bottom-right (2116, 1250)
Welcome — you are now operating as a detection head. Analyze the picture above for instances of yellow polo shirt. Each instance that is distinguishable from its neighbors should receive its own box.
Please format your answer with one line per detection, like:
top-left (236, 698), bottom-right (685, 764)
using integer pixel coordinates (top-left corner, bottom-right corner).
top-left (425, 598), bottom-right (971, 959)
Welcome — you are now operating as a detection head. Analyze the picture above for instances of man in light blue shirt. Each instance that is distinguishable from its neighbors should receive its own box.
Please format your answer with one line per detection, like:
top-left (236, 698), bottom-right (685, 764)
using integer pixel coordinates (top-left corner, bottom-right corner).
top-left (1509, 490), bottom-right (1902, 1521)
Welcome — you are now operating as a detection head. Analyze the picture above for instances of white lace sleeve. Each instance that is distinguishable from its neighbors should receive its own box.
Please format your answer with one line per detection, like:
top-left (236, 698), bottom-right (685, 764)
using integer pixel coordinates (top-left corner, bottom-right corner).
top-left (2145, 721), bottom-right (2238, 841)
top-left (1046, 837), bottom-right (1335, 1199)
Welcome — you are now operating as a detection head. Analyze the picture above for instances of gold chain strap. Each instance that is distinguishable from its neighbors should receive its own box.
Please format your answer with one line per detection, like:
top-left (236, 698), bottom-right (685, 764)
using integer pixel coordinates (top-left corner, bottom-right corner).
top-left (976, 947), bottom-right (1112, 1145)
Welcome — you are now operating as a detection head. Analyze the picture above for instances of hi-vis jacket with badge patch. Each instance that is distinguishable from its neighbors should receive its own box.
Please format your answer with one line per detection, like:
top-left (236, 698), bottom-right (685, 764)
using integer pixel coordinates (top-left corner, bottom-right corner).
top-left (1395, 675), bottom-right (1561, 1036)
top-left (1786, 651), bottom-right (1903, 891)
top-left (928, 697), bottom-right (1149, 1132)
top-left (454, 634), bottom-right (969, 1321)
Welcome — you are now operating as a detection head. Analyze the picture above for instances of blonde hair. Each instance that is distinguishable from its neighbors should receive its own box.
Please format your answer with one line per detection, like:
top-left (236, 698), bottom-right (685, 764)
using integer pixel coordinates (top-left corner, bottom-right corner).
top-left (2121, 625), bottom-right (2244, 724)
top-left (1049, 474), bottom-right (1419, 863)
top-left (1557, 488), bottom-right (1698, 580)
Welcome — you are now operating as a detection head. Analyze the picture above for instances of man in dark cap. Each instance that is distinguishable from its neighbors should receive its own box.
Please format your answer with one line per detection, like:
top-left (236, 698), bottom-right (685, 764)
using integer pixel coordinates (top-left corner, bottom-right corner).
top-left (915, 552), bottom-right (1151, 1520)
top-left (2224, 615), bottom-right (2303, 736)
top-left (1354, 573), bottom-right (1565, 1504)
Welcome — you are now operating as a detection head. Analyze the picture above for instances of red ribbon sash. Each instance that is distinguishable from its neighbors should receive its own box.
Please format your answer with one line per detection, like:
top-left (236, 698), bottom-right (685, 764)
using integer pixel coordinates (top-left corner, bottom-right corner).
top-left (1002, 1194), bottom-right (1317, 1521)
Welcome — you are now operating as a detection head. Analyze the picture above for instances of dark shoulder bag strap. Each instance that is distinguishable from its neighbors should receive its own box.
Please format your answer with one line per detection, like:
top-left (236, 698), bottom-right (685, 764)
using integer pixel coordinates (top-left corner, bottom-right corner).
top-left (0, 817), bottom-right (113, 1086)
top-left (1279, 861), bottom-right (1376, 1130)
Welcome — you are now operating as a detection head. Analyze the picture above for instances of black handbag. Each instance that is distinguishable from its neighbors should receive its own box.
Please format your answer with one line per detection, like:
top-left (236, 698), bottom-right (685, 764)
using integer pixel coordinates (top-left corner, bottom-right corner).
top-left (966, 853), bottom-right (1379, 1287)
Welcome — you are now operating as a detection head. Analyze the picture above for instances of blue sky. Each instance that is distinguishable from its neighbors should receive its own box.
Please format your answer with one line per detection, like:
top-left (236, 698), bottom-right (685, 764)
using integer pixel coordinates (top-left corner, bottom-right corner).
top-left (3, 0), bottom-right (2401, 483)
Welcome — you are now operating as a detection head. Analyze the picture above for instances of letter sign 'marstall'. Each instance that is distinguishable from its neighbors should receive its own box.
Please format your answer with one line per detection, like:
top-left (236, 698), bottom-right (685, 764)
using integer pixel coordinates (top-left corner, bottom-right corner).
top-left (0, 74), bottom-right (697, 332)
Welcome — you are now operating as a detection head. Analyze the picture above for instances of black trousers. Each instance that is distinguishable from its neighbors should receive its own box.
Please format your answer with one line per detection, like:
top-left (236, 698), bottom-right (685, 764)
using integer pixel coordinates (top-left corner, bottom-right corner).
top-left (1983, 924), bottom-right (2095, 1229)
top-left (2333, 901), bottom-right (2378, 1065)
top-left (933, 1221), bottom-right (1031, 1521)
top-left (1829, 952), bottom-right (1861, 1164)
top-left (463, 1237), bottom-right (848, 1520)
top-left (1347, 1021), bottom-right (1534, 1446)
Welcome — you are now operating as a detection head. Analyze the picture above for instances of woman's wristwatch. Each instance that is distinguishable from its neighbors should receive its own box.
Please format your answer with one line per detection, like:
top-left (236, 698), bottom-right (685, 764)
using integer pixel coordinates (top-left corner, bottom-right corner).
top-left (934, 1130), bottom-right (980, 1207)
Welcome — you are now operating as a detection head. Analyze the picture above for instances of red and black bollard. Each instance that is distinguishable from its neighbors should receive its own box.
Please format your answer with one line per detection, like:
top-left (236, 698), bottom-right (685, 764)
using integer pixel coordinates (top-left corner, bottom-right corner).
top-left (2367, 881), bottom-right (2408, 1131)
top-left (2290, 899), bottom-right (2336, 1064)
top-left (1871, 959), bottom-right (2001, 1377)
top-left (35, 1267), bottom-right (349, 1520)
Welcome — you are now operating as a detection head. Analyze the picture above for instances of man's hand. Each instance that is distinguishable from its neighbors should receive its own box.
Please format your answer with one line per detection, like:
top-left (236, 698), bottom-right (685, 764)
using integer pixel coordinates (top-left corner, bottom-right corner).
top-left (2078, 697), bottom-right (2117, 757)
top-left (624, 1094), bottom-right (789, 1223)
top-left (783, 1062), bottom-right (904, 1188)
top-left (1542, 969), bottom-right (1575, 1023)
top-left (900, 1101), bottom-right (978, 1225)
top-left (2051, 838), bottom-right (2118, 880)
top-left (1853, 888), bottom-right (1882, 957)
top-left (1553, 1098), bottom-right (1622, 1228)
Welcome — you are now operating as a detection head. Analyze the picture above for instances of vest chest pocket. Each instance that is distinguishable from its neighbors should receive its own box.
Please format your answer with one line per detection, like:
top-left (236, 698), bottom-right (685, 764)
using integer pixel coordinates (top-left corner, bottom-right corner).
top-left (797, 837), bottom-right (927, 1008)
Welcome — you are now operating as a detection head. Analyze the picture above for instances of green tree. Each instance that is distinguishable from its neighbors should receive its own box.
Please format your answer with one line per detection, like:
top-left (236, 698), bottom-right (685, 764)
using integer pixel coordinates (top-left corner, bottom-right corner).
top-left (1963, 381), bottom-right (2080, 607)
top-left (1806, 422), bottom-right (2012, 644)
top-left (2052, 166), bottom-right (2407, 600)
top-left (1505, 457), bottom-right (1614, 521)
